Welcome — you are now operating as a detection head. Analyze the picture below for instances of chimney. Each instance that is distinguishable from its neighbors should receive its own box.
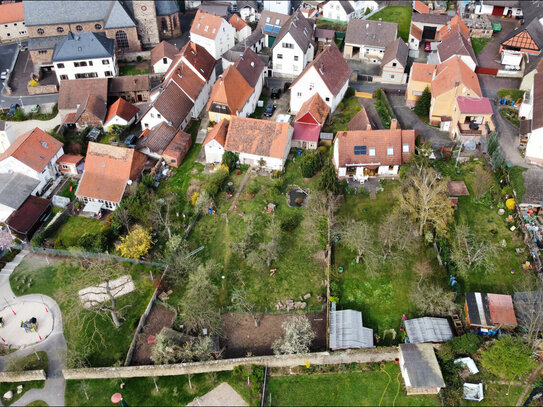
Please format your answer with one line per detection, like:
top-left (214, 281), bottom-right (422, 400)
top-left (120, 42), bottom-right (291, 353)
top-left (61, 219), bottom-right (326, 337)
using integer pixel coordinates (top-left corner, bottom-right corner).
top-left (366, 123), bottom-right (372, 130)
top-left (390, 119), bottom-right (398, 130)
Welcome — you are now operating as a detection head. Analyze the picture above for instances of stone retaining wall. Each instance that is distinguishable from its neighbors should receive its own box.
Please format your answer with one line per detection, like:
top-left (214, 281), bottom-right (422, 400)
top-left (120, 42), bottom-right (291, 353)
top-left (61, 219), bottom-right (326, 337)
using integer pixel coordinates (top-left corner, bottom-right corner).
top-left (118, 50), bottom-right (151, 63)
top-left (63, 348), bottom-right (398, 380)
top-left (27, 84), bottom-right (58, 95)
top-left (0, 370), bottom-right (46, 382)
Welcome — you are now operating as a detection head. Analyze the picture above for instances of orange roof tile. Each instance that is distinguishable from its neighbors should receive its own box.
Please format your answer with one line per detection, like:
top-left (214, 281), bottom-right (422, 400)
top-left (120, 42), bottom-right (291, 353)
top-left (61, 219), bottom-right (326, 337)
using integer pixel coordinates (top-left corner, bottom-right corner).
top-left (410, 24), bottom-right (423, 41)
top-left (206, 66), bottom-right (254, 115)
top-left (57, 154), bottom-right (83, 165)
top-left (76, 143), bottom-right (146, 204)
top-left (229, 14), bottom-right (249, 31)
top-left (413, 0), bottom-right (430, 14)
top-left (150, 40), bottom-right (179, 66)
top-left (104, 97), bottom-right (139, 124)
top-left (224, 117), bottom-right (291, 160)
top-left (168, 62), bottom-right (206, 101)
top-left (438, 15), bottom-right (470, 41)
top-left (0, 127), bottom-right (63, 172)
top-left (488, 294), bottom-right (518, 327)
top-left (0, 2), bottom-right (24, 24)
top-left (410, 62), bottom-right (436, 83)
top-left (203, 119), bottom-right (229, 147)
top-left (294, 93), bottom-right (330, 125)
top-left (191, 9), bottom-right (224, 40)
top-left (431, 56), bottom-right (481, 97)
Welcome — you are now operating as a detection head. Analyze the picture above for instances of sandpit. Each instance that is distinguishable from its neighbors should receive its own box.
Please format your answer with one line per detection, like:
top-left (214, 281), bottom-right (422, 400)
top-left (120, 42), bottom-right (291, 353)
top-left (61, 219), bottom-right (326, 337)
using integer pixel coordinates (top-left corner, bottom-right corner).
top-left (0, 301), bottom-right (54, 347)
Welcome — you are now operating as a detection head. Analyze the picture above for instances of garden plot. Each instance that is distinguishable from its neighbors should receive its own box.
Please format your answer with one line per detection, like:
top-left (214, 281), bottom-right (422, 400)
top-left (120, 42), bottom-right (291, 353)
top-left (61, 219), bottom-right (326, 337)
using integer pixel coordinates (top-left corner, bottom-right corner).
top-left (78, 275), bottom-right (134, 308)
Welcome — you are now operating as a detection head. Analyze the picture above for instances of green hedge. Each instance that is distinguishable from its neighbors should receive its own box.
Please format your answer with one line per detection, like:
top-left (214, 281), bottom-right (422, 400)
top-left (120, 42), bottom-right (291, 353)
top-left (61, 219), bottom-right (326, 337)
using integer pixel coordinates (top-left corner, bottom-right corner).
top-left (375, 89), bottom-right (396, 129)
top-left (31, 211), bottom-right (69, 247)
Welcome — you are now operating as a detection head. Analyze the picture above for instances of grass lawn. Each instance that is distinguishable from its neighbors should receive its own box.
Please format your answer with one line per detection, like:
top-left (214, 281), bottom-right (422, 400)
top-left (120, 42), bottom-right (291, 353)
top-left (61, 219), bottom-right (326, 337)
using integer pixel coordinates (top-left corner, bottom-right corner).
top-left (26, 401), bottom-right (48, 406)
top-left (10, 257), bottom-right (156, 367)
top-left (0, 381), bottom-right (45, 406)
top-left (500, 107), bottom-right (520, 127)
top-left (58, 180), bottom-right (78, 201)
top-left (65, 371), bottom-right (254, 406)
top-left (462, 383), bottom-right (524, 406)
top-left (267, 362), bottom-right (439, 406)
top-left (188, 155), bottom-right (327, 310)
top-left (508, 166), bottom-right (527, 202)
top-left (323, 96), bottom-right (361, 133)
top-left (316, 19), bottom-right (347, 32)
top-left (119, 65), bottom-right (149, 76)
top-left (368, 6), bottom-right (411, 42)
top-left (52, 216), bottom-right (103, 249)
top-left (5, 351), bottom-right (48, 373)
top-left (471, 38), bottom-right (492, 56)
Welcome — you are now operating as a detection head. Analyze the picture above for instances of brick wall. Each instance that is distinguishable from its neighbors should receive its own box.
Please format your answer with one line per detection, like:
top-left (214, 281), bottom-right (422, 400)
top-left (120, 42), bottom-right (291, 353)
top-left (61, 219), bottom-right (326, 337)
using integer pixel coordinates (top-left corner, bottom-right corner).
top-left (30, 49), bottom-right (55, 65)
top-left (132, 0), bottom-right (160, 47)
top-left (158, 14), bottom-right (182, 40)
top-left (104, 27), bottom-right (142, 53)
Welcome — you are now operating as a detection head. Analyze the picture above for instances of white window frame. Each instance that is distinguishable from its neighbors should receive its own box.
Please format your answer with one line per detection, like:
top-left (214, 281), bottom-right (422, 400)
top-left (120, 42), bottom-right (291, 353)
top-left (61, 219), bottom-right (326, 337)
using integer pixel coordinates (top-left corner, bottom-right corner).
top-left (402, 144), bottom-right (409, 153)
top-left (387, 147), bottom-right (394, 156)
top-left (369, 148), bottom-right (376, 157)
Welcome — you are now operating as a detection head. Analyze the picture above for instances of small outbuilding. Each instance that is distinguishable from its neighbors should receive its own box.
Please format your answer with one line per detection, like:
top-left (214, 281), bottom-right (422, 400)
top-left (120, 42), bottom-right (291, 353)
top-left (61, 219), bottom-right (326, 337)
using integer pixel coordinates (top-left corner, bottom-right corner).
top-left (399, 343), bottom-right (446, 396)
top-left (329, 309), bottom-right (374, 349)
top-left (448, 180), bottom-right (470, 207)
top-left (6, 196), bottom-right (51, 240)
top-left (465, 292), bottom-right (518, 333)
top-left (404, 317), bottom-right (454, 343)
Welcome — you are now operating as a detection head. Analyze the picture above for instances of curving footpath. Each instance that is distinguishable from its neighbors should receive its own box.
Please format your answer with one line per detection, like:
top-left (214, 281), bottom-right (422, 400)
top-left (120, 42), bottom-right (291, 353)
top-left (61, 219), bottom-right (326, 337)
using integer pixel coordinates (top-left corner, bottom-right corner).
top-left (0, 250), bottom-right (67, 407)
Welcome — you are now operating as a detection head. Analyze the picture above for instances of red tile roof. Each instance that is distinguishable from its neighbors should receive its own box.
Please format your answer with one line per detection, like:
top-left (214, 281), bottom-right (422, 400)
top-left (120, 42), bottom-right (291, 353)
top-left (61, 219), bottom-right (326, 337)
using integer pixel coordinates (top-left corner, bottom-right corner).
top-left (105, 97), bottom-right (139, 124)
top-left (0, 127), bottom-right (63, 172)
top-left (168, 62), bottom-right (206, 101)
top-left (413, 0), bottom-right (430, 14)
top-left (410, 62), bottom-right (436, 83)
top-left (206, 65), bottom-right (253, 114)
top-left (203, 119), bottom-right (229, 147)
top-left (487, 294), bottom-right (518, 327)
top-left (438, 15), bottom-right (470, 41)
top-left (432, 56), bottom-right (481, 97)
top-left (410, 24), bottom-right (423, 41)
top-left (166, 42), bottom-right (216, 82)
top-left (58, 78), bottom-right (108, 110)
top-left (57, 154), bottom-right (83, 165)
top-left (0, 2), bottom-right (24, 24)
top-left (334, 128), bottom-right (416, 168)
top-left (224, 116), bottom-right (291, 159)
top-left (292, 122), bottom-right (321, 143)
top-left (162, 130), bottom-right (192, 168)
top-left (6, 196), bottom-right (50, 235)
top-left (294, 93), bottom-right (330, 125)
top-left (229, 14), bottom-right (249, 31)
top-left (347, 108), bottom-right (371, 131)
top-left (76, 143), bottom-right (146, 204)
top-left (456, 96), bottom-right (493, 114)
top-left (191, 9), bottom-right (225, 40)
top-left (151, 40), bottom-right (179, 66)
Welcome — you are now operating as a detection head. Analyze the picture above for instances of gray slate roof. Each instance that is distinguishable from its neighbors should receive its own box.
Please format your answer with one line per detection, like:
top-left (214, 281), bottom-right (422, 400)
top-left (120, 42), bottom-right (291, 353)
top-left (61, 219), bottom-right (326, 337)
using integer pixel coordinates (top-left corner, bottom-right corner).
top-left (28, 35), bottom-right (65, 51)
top-left (345, 19), bottom-right (398, 48)
top-left (329, 310), bottom-right (374, 349)
top-left (229, 28), bottom-right (264, 52)
top-left (234, 48), bottom-right (265, 88)
top-left (381, 38), bottom-right (409, 67)
top-left (155, 0), bottom-right (179, 16)
top-left (0, 173), bottom-right (40, 210)
top-left (272, 11), bottom-right (314, 52)
top-left (23, 0), bottom-right (135, 28)
top-left (52, 32), bottom-right (114, 62)
top-left (199, 1), bottom-right (231, 18)
top-left (339, 0), bottom-right (355, 14)
top-left (411, 12), bottom-right (451, 25)
top-left (400, 343), bottom-right (446, 389)
top-left (404, 317), bottom-right (454, 343)
top-left (483, 0), bottom-right (520, 7)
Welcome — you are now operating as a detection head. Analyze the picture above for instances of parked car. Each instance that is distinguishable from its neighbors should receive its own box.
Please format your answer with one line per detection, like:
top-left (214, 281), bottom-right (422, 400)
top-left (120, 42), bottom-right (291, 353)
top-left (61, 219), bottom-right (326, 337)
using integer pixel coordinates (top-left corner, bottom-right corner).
top-left (270, 88), bottom-right (281, 99)
top-left (7, 103), bottom-right (19, 116)
top-left (124, 134), bottom-right (137, 147)
top-left (424, 41), bottom-right (432, 52)
top-left (86, 127), bottom-right (101, 141)
top-left (264, 102), bottom-right (277, 117)
top-left (0, 71), bottom-right (8, 81)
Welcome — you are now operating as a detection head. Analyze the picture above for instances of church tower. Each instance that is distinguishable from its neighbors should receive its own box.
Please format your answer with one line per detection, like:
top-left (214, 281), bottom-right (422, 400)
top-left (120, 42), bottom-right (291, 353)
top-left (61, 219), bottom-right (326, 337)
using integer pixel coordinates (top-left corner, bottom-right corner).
top-left (132, 0), bottom-right (160, 48)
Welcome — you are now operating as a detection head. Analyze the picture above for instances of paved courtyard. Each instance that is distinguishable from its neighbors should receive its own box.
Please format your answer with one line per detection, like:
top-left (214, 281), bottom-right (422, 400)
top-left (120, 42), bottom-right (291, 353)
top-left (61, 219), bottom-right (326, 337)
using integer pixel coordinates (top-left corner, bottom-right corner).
top-left (0, 301), bottom-right (54, 347)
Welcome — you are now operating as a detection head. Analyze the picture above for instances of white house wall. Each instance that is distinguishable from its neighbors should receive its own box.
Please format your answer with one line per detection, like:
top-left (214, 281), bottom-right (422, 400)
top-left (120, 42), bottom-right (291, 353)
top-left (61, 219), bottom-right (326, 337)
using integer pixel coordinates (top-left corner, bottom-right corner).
top-left (235, 26), bottom-right (252, 42)
top-left (153, 57), bottom-right (173, 74)
top-left (273, 32), bottom-right (314, 79)
top-left (263, 0), bottom-right (291, 15)
top-left (322, 1), bottom-right (350, 22)
top-left (104, 115), bottom-right (135, 131)
top-left (204, 139), bottom-right (225, 163)
top-left (240, 7), bottom-right (257, 23)
top-left (0, 203), bottom-right (15, 223)
top-left (0, 124), bottom-right (16, 154)
top-left (190, 20), bottom-right (235, 59)
top-left (526, 127), bottom-right (543, 164)
top-left (54, 55), bottom-right (117, 82)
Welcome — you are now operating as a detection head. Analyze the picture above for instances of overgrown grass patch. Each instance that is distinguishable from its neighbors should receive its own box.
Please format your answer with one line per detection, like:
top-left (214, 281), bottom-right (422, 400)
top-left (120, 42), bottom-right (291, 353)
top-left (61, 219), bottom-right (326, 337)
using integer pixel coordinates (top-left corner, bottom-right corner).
top-left (471, 38), bottom-right (492, 56)
top-left (6, 351), bottom-right (48, 373)
top-left (508, 166), bottom-right (527, 202)
top-left (316, 19), bottom-right (347, 32)
top-left (58, 180), bottom-right (78, 201)
top-left (52, 216), bottom-right (103, 249)
top-left (119, 65), bottom-right (149, 76)
top-left (368, 6), bottom-right (412, 42)
top-left (500, 107), bottom-right (520, 127)
top-left (323, 96), bottom-right (361, 133)
top-left (497, 88), bottom-right (525, 102)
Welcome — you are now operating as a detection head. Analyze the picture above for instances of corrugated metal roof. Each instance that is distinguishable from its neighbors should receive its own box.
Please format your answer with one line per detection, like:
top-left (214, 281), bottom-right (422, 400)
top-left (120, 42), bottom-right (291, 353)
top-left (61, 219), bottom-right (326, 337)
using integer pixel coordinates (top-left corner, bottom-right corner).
top-left (329, 309), bottom-right (374, 349)
top-left (400, 343), bottom-right (445, 389)
top-left (405, 317), bottom-right (454, 343)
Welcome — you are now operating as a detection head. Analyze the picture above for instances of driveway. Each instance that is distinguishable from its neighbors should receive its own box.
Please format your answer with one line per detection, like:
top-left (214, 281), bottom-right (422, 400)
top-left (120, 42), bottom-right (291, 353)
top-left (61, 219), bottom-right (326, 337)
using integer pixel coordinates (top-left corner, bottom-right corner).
top-left (7, 113), bottom-right (62, 133)
top-left (476, 17), bottom-right (521, 71)
top-left (490, 100), bottom-right (528, 167)
top-left (478, 74), bottom-right (521, 99)
top-left (387, 94), bottom-right (453, 149)
top-left (0, 43), bottom-right (18, 81)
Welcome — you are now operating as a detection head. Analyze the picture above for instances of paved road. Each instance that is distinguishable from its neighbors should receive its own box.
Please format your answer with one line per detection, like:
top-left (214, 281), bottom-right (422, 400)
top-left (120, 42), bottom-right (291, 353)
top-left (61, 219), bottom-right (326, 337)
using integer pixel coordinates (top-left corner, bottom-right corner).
top-left (0, 251), bottom-right (67, 407)
top-left (0, 43), bottom-right (18, 79)
top-left (490, 100), bottom-right (528, 167)
top-left (6, 113), bottom-right (62, 133)
top-left (0, 93), bottom-right (59, 110)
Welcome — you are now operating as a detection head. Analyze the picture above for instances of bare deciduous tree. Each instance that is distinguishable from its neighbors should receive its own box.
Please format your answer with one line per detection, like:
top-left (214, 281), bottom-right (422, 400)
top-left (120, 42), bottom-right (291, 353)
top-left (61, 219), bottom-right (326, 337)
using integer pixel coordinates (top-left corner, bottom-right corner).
top-left (195, 190), bottom-right (214, 215)
top-left (450, 224), bottom-right (496, 277)
top-left (378, 213), bottom-right (413, 261)
top-left (259, 214), bottom-right (281, 267)
top-left (163, 235), bottom-right (200, 283)
top-left (113, 205), bottom-right (131, 233)
top-left (230, 215), bottom-right (257, 259)
top-left (397, 167), bottom-right (453, 238)
top-left (303, 191), bottom-right (338, 248)
top-left (151, 329), bottom-right (214, 364)
top-left (151, 192), bottom-right (176, 239)
top-left (473, 166), bottom-right (493, 200)
top-left (338, 218), bottom-right (374, 260)
top-left (231, 287), bottom-right (260, 327)
top-left (513, 280), bottom-right (543, 350)
top-left (409, 282), bottom-right (456, 316)
top-left (414, 260), bottom-right (434, 289)
top-left (272, 315), bottom-right (315, 355)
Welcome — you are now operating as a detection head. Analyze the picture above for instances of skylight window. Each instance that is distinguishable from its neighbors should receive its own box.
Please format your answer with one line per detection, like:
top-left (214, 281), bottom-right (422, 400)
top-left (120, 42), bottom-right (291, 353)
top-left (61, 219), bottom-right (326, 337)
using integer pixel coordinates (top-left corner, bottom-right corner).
top-left (354, 145), bottom-right (366, 155)
top-left (204, 25), bottom-right (209, 31)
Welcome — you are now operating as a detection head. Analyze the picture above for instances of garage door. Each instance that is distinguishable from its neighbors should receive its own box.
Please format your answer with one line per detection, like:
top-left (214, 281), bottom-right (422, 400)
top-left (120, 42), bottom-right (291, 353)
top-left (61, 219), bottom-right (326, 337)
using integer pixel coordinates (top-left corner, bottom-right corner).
top-left (492, 6), bottom-right (505, 16)
top-left (422, 26), bottom-right (437, 40)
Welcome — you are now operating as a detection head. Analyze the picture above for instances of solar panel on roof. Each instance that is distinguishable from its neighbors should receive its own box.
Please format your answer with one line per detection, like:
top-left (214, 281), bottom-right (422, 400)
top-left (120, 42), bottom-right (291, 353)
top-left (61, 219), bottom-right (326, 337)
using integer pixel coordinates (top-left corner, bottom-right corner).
top-left (272, 26), bottom-right (281, 34)
top-left (264, 24), bottom-right (274, 32)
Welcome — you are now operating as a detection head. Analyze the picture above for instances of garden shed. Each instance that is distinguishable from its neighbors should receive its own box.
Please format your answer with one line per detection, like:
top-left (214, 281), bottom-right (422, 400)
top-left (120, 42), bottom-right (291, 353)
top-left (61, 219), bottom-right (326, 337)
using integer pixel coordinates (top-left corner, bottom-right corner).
top-left (399, 343), bottom-right (445, 395)
top-left (465, 292), bottom-right (518, 332)
top-left (404, 317), bottom-right (454, 343)
top-left (329, 309), bottom-right (374, 349)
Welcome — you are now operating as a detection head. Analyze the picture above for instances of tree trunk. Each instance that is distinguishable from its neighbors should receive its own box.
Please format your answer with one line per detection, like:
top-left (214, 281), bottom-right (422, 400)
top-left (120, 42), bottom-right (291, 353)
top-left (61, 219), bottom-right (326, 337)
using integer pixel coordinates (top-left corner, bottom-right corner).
top-left (110, 309), bottom-right (121, 328)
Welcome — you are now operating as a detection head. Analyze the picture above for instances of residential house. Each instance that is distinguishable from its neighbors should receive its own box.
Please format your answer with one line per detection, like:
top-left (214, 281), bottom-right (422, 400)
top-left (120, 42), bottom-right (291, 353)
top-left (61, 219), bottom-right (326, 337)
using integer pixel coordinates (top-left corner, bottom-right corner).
top-left (56, 154), bottom-right (84, 176)
top-left (257, 10), bottom-right (290, 48)
top-left (413, 0), bottom-right (430, 14)
top-left (58, 78), bottom-right (109, 123)
top-left (0, 2), bottom-right (27, 43)
top-left (76, 142), bottom-right (147, 209)
top-left (404, 317), bottom-right (454, 343)
top-left (408, 12), bottom-right (451, 54)
top-left (271, 11), bottom-right (315, 79)
top-left (347, 107), bottom-right (372, 131)
top-left (6, 195), bottom-right (51, 241)
top-left (406, 62), bottom-right (436, 107)
top-left (141, 82), bottom-right (194, 131)
top-left (450, 96), bottom-right (495, 141)
top-left (151, 40), bottom-right (179, 74)
top-left (109, 75), bottom-right (151, 103)
top-left (376, 38), bottom-right (408, 84)
top-left (52, 31), bottom-right (117, 82)
top-left (329, 310), bottom-right (374, 349)
top-left (321, 0), bottom-right (355, 22)
top-left (399, 343), bottom-right (446, 395)
top-left (0, 127), bottom-right (64, 196)
top-left (299, 7), bottom-right (319, 19)
top-left (103, 97), bottom-right (139, 131)
top-left (0, 173), bottom-right (40, 222)
top-left (465, 292), bottom-right (518, 332)
top-left (185, 1), bottom-right (202, 10)
top-left (237, 1), bottom-right (259, 23)
top-left (203, 118), bottom-right (228, 164)
top-left (263, 0), bottom-right (292, 16)
top-left (500, 1), bottom-right (543, 56)
top-left (229, 14), bottom-right (251, 42)
top-left (436, 32), bottom-right (477, 71)
top-left (292, 93), bottom-right (330, 150)
top-left (290, 42), bottom-right (352, 114)
top-left (332, 120), bottom-right (416, 180)
top-left (222, 29), bottom-right (266, 70)
top-left (231, 47), bottom-right (265, 102)
top-left (525, 71), bottom-right (543, 166)
top-left (68, 94), bottom-right (107, 129)
top-left (136, 122), bottom-right (192, 167)
top-left (343, 19), bottom-right (398, 63)
top-left (190, 9), bottom-right (235, 59)
top-left (474, 0), bottom-right (522, 18)
top-left (437, 15), bottom-right (470, 42)
top-left (205, 116), bottom-right (294, 170)
top-left (199, 1), bottom-right (231, 19)
top-left (0, 121), bottom-right (16, 154)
